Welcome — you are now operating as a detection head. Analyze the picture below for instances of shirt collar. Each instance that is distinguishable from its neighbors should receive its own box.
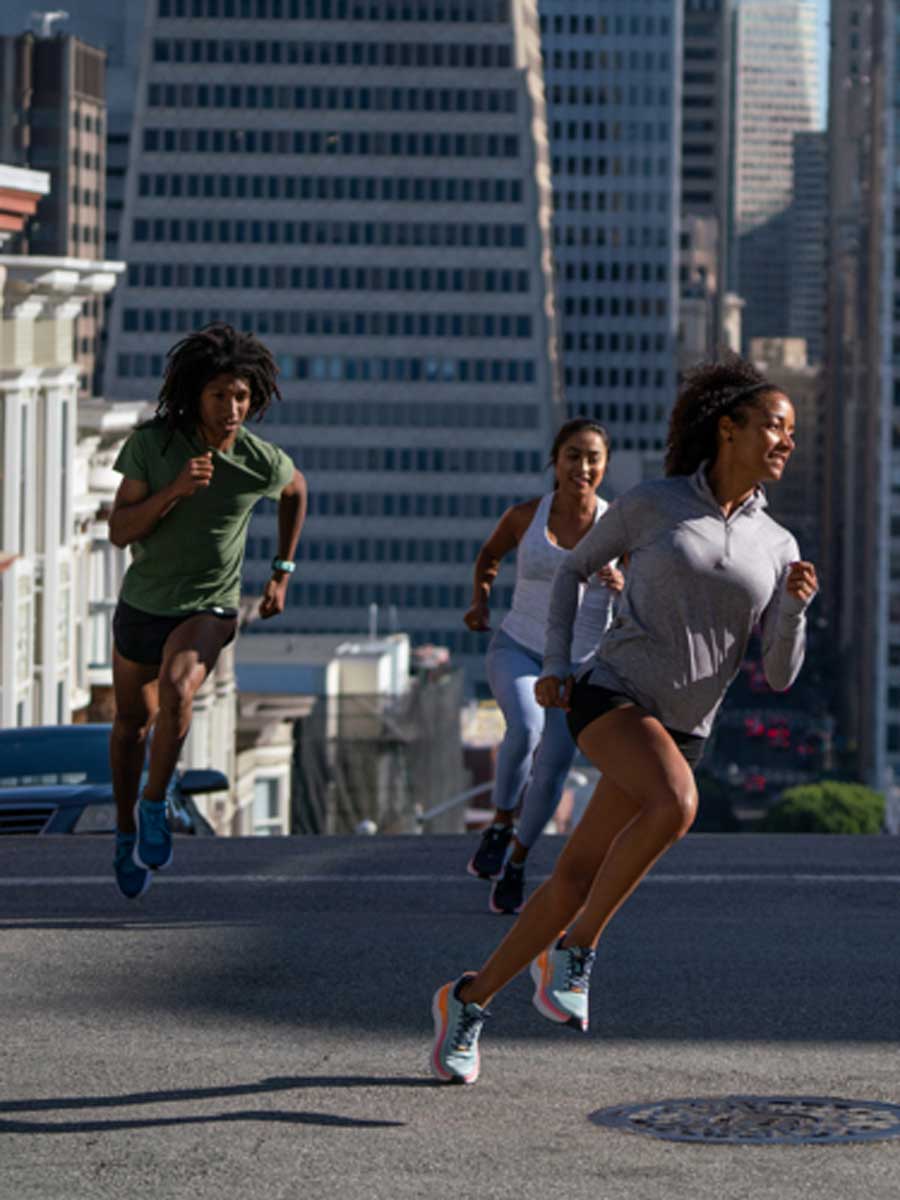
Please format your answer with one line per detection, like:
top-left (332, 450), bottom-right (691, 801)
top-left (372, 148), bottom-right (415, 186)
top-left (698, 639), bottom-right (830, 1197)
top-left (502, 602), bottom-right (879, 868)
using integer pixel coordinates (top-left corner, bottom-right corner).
top-left (689, 462), bottom-right (768, 518)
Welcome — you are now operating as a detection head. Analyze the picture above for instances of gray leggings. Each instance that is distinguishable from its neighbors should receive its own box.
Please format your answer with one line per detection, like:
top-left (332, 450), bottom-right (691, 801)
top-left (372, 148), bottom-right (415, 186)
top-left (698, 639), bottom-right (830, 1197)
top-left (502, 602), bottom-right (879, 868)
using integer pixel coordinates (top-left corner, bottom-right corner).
top-left (486, 628), bottom-right (580, 850)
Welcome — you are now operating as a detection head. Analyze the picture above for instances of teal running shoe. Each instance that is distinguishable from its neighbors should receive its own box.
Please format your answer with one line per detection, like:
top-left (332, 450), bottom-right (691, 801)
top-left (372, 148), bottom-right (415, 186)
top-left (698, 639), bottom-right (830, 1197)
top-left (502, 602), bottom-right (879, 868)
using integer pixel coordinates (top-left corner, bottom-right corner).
top-left (431, 974), bottom-right (487, 1085)
top-left (114, 832), bottom-right (151, 899)
top-left (530, 939), bottom-right (595, 1031)
top-left (134, 797), bottom-right (173, 870)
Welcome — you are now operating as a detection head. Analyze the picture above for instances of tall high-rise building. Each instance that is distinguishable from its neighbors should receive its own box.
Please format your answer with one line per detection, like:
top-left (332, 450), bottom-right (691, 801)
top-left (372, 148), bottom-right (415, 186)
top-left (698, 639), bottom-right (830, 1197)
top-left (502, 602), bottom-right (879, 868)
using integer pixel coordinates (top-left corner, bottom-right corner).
top-left (538, 0), bottom-right (682, 492)
top-left (0, 3), bottom-right (148, 261)
top-left (788, 129), bottom-right (826, 365)
top-left (733, 0), bottom-right (820, 349)
top-left (0, 28), bottom-right (107, 396)
top-left (0, 4), bottom-right (151, 392)
top-left (823, 0), bottom-right (893, 789)
top-left (678, 0), bottom-right (734, 363)
top-left (104, 0), bottom-right (561, 684)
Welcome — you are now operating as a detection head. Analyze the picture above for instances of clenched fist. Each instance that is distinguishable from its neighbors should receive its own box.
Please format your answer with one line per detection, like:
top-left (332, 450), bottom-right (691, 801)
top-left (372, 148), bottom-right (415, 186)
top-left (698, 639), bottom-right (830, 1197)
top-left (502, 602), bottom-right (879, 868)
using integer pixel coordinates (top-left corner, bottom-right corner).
top-left (786, 561), bottom-right (818, 604)
top-left (173, 452), bottom-right (214, 498)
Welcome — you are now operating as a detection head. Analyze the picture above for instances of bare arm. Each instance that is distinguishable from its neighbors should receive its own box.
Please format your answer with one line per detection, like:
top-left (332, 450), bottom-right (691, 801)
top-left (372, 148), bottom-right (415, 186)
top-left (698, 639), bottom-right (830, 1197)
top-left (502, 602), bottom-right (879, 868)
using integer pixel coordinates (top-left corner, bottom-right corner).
top-left (259, 469), bottom-right (308, 620)
top-left (536, 502), bottom-right (632, 704)
top-left (107, 453), bottom-right (214, 548)
top-left (463, 501), bottom-right (537, 632)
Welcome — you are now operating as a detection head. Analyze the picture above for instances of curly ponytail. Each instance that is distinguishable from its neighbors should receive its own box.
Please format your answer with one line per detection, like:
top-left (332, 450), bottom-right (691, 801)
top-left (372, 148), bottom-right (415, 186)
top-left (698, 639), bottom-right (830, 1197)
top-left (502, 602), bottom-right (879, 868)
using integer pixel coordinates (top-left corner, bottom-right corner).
top-left (665, 355), bottom-right (777, 477)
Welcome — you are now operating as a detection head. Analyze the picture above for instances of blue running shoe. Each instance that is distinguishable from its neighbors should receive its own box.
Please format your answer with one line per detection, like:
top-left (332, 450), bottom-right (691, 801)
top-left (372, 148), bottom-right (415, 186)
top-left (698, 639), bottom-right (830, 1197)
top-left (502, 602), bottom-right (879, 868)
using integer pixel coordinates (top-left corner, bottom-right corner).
top-left (431, 974), bottom-right (487, 1085)
top-left (530, 939), bottom-right (595, 1031)
top-left (134, 797), bottom-right (173, 870)
top-left (114, 832), bottom-right (151, 899)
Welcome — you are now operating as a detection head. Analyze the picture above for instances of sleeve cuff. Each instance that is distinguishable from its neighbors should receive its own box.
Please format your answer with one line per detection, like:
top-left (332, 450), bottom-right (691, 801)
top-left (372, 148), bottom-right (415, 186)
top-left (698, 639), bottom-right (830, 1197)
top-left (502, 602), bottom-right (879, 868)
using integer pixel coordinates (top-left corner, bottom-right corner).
top-left (541, 657), bottom-right (569, 680)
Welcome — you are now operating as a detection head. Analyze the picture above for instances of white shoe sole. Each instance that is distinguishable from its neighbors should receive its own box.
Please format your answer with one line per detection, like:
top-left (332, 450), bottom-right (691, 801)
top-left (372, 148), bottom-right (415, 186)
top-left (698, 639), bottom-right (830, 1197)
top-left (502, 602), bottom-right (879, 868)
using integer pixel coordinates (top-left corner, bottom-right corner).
top-left (529, 959), bottom-right (587, 1031)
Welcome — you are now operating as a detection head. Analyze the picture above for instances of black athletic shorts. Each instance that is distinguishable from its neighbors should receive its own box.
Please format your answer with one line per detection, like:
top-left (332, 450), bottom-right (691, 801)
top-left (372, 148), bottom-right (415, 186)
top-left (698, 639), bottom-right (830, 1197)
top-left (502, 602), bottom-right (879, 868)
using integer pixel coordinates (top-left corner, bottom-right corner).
top-left (565, 675), bottom-right (706, 769)
top-left (112, 598), bottom-right (238, 667)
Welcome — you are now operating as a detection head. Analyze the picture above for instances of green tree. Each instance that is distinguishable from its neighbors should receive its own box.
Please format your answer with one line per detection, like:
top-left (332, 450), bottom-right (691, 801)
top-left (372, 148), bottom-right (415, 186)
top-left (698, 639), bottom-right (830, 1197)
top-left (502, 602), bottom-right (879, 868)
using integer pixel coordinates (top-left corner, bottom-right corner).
top-left (762, 782), bottom-right (885, 834)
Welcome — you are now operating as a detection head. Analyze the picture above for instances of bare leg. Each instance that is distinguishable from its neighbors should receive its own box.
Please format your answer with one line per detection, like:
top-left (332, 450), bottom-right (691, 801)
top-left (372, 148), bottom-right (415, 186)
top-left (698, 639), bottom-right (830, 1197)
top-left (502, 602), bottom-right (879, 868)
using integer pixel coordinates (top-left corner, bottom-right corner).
top-left (507, 835), bottom-right (528, 866)
top-left (142, 615), bottom-right (235, 803)
top-left (110, 648), bottom-right (159, 833)
top-left (460, 706), bottom-right (696, 1008)
top-left (563, 711), bottom-right (697, 949)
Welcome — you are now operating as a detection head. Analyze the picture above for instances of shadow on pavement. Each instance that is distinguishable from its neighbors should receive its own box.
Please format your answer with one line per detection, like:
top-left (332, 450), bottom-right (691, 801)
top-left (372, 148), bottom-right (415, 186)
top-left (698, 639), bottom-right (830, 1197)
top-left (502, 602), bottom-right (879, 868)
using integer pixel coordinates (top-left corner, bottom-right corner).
top-left (0, 1110), bottom-right (405, 1135)
top-left (0, 1074), bottom-right (435, 1114)
top-left (0, 1075), bottom-right (432, 1135)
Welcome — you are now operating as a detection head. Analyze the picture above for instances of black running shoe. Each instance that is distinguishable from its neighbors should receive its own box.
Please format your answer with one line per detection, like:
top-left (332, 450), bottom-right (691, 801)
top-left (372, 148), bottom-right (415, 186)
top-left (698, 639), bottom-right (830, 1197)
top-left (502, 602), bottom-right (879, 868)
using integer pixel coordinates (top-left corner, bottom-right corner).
top-left (489, 861), bottom-right (525, 914)
top-left (467, 822), bottom-right (514, 879)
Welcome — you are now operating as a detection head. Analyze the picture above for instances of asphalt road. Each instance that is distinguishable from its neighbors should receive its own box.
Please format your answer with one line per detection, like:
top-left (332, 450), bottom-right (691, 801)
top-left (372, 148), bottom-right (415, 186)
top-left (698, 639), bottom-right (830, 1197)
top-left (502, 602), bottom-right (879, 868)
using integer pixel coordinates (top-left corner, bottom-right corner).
top-left (2, 834), bottom-right (900, 1200)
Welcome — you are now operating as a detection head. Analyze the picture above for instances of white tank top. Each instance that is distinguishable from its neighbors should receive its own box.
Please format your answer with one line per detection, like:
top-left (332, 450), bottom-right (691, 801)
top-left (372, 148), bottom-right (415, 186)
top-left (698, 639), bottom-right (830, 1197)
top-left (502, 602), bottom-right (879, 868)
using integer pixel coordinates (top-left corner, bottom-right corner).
top-left (500, 492), bottom-right (616, 662)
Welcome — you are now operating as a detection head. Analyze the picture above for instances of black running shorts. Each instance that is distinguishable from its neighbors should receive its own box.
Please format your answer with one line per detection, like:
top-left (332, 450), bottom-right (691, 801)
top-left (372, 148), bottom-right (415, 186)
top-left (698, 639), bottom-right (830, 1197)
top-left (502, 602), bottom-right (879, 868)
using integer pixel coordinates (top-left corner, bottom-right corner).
top-left (112, 599), bottom-right (237, 667)
top-left (565, 675), bottom-right (706, 769)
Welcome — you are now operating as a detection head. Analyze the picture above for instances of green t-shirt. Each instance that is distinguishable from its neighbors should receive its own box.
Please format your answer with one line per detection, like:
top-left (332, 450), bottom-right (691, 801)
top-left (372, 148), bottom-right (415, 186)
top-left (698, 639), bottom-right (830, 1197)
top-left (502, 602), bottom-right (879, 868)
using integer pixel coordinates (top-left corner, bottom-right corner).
top-left (113, 421), bottom-right (295, 616)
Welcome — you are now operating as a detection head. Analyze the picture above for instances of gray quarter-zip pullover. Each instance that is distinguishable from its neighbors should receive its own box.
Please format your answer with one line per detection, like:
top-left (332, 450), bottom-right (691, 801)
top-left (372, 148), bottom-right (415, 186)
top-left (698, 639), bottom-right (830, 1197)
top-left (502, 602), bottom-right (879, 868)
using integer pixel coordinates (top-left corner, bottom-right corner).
top-left (543, 465), bottom-right (814, 737)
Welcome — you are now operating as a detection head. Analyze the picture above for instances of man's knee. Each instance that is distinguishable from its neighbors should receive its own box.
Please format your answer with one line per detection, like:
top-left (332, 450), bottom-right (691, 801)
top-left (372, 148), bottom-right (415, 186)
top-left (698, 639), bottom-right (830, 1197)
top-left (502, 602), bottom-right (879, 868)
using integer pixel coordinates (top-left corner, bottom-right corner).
top-left (112, 710), bottom-right (155, 745)
top-left (157, 670), bottom-right (199, 718)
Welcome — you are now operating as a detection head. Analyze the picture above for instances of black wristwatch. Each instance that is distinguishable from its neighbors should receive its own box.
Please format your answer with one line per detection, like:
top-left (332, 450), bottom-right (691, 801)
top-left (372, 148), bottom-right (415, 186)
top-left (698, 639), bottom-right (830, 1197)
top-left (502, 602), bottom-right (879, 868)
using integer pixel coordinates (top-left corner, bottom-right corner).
top-left (271, 557), bottom-right (296, 575)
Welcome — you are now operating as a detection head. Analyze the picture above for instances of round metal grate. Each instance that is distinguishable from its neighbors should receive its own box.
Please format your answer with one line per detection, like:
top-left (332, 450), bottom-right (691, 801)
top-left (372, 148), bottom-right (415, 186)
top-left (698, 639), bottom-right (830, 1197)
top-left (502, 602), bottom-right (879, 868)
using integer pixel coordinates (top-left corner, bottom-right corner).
top-left (589, 1096), bottom-right (900, 1145)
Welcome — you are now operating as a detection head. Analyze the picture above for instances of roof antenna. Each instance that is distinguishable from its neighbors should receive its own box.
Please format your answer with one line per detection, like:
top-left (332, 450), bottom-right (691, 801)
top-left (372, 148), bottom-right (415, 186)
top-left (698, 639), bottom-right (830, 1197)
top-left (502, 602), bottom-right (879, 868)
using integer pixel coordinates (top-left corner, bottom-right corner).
top-left (31, 11), bottom-right (70, 37)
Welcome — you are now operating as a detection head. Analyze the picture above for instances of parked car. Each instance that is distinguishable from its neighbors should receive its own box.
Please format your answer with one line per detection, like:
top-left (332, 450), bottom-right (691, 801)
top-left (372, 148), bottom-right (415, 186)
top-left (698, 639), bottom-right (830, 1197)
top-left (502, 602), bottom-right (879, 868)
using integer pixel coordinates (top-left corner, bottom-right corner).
top-left (0, 724), bottom-right (226, 836)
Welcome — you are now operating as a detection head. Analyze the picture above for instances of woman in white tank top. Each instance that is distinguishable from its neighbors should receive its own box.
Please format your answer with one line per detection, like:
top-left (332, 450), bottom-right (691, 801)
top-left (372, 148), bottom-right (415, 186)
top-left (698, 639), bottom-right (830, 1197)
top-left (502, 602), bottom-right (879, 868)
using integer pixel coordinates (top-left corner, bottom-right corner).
top-left (464, 419), bottom-right (623, 914)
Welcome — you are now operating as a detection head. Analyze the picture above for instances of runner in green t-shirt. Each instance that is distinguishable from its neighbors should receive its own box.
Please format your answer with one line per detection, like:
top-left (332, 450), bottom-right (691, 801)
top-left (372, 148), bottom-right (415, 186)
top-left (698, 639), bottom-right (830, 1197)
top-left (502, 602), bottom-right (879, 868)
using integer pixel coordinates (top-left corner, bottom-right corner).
top-left (107, 324), bottom-right (307, 899)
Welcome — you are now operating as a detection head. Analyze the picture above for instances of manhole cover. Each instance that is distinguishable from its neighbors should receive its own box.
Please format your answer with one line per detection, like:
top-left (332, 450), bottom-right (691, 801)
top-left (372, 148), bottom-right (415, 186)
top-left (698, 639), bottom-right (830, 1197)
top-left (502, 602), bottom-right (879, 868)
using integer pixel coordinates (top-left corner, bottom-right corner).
top-left (589, 1096), bottom-right (900, 1145)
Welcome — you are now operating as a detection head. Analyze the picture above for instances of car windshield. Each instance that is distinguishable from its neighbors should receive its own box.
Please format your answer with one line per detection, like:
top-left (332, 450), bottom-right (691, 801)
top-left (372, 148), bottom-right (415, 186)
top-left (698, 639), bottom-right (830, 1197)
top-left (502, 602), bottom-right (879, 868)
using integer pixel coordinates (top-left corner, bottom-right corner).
top-left (0, 730), bottom-right (111, 787)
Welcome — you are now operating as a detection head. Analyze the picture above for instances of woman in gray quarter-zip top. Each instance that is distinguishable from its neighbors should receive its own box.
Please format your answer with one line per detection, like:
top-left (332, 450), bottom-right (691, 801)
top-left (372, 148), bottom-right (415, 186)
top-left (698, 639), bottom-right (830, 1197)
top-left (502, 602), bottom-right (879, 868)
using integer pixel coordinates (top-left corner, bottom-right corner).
top-left (430, 355), bottom-right (818, 1085)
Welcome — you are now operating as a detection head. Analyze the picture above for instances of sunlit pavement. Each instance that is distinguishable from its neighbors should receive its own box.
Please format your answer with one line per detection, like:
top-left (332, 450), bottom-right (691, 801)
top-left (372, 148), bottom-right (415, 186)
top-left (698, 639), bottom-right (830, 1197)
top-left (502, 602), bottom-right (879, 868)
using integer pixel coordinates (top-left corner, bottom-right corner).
top-left (2, 835), bottom-right (899, 1200)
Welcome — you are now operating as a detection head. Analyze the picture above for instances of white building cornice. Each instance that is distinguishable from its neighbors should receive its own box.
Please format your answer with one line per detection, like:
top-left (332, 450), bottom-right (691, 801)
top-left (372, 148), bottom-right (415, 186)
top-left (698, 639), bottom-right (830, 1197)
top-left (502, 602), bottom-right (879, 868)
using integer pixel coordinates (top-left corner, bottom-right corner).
top-left (0, 257), bottom-right (125, 306)
top-left (0, 166), bottom-right (51, 196)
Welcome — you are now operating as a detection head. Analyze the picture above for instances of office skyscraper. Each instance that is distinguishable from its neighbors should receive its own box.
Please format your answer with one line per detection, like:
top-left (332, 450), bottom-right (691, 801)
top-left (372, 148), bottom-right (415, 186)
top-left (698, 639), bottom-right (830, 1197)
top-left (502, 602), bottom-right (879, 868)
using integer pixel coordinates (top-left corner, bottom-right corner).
top-left (823, 0), bottom-right (894, 790)
top-left (105, 0), bottom-right (561, 683)
top-left (733, 0), bottom-right (819, 348)
top-left (0, 28), bottom-right (107, 396)
top-left (538, 0), bottom-right (682, 492)
top-left (788, 129), bottom-right (826, 365)
top-left (678, 0), bottom-right (734, 362)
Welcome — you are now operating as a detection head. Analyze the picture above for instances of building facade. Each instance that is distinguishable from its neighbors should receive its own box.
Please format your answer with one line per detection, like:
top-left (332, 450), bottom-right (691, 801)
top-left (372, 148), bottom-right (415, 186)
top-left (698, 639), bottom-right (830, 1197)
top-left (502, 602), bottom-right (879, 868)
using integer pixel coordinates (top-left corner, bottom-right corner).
top-left (733, 0), bottom-right (820, 349)
top-left (823, 0), bottom-right (894, 790)
top-left (103, 0), bottom-right (561, 684)
top-left (538, 0), bottom-right (682, 492)
top-left (0, 29), bottom-right (108, 397)
top-left (678, 0), bottom-right (734, 363)
top-left (788, 129), bottom-right (826, 364)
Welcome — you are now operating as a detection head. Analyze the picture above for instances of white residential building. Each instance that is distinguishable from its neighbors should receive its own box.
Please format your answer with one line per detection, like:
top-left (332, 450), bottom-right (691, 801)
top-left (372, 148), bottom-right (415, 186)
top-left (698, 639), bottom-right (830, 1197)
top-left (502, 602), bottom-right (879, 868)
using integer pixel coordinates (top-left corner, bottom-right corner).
top-left (0, 163), bottom-right (125, 725)
top-left (235, 631), bottom-right (467, 834)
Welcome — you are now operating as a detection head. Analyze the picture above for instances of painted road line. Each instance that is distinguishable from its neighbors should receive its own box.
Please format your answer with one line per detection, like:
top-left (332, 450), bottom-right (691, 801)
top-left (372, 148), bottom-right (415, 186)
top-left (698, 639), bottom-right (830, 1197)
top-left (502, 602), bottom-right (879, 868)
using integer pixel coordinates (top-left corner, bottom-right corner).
top-left (2, 872), bottom-right (900, 887)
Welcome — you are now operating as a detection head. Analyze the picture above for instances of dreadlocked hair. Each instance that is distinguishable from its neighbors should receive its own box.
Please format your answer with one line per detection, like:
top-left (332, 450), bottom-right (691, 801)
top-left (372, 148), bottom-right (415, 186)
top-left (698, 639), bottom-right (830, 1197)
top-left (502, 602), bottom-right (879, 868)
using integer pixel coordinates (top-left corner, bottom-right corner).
top-left (664, 354), bottom-right (777, 477)
top-left (147, 323), bottom-right (282, 441)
